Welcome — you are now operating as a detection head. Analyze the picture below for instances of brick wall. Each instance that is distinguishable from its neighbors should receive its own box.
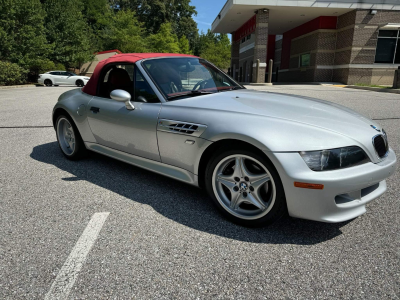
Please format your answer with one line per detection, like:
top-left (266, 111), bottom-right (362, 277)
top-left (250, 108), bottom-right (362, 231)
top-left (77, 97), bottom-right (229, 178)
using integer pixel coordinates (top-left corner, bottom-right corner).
top-left (238, 33), bottom-right (255, 82)
top-left (252, 9), bottom-right (269, 83)
top-left (231, 37), bottom-right (240, 81)
top-left (277, 10), bottom-right (400, 85)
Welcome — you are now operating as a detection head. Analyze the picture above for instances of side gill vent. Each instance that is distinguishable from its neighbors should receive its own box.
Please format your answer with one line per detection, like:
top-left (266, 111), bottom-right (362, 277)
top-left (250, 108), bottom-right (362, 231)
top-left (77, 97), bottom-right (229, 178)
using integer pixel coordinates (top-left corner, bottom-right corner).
top-left (168, 123), bottom-right (199, 134)
top-left (157, 119), bottom-right (207, 137)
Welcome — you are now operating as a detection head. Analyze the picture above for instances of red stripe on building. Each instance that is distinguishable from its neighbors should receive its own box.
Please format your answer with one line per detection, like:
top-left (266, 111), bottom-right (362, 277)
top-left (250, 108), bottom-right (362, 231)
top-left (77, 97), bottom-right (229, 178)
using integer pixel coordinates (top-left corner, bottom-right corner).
top-left (234, 15), bottom-right (256, 41)
top-left (281, 16), bottom-right (337, 69)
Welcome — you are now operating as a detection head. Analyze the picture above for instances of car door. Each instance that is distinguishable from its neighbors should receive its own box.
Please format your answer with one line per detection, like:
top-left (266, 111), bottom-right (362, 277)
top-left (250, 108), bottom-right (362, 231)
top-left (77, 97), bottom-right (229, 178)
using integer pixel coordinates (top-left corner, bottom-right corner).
top-left (49, 72), bottom-right (61, 84)
top-left (57, 72), bottom-right (70, 84)
top-left (63, 72), bottom-right (77, 85)
top-left (87, 64), bottom-right (162, 162)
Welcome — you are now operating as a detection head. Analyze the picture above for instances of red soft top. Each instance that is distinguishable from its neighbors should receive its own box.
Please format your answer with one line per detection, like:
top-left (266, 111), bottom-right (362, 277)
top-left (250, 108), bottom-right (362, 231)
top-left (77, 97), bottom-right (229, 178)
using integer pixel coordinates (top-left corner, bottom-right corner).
top-left (82, 53), bottom-right (197, 96)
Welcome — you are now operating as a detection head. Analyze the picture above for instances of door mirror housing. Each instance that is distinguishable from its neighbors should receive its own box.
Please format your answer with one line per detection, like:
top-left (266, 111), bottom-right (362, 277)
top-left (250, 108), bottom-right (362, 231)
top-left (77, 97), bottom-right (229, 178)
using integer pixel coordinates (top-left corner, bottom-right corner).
top-left (110, 89), bottom-right (134, 110)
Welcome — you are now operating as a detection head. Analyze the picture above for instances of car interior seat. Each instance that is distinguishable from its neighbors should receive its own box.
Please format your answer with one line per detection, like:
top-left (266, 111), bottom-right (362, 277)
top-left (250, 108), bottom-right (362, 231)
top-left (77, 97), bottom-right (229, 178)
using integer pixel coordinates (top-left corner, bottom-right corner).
top-left (108, 68), bottom-right (133, 97)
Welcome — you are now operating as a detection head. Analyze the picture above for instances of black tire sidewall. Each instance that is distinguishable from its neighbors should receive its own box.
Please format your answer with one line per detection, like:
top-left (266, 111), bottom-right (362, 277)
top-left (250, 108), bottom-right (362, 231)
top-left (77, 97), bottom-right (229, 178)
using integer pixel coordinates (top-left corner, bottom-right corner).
top-left (205, 147), bottom-right (287, 227)
top-left (76, 80), bottom-right (83, 87)
top-left (56, 114), bottom-right (87, 160)
top-left (44, 79), bottom-right (52, 86)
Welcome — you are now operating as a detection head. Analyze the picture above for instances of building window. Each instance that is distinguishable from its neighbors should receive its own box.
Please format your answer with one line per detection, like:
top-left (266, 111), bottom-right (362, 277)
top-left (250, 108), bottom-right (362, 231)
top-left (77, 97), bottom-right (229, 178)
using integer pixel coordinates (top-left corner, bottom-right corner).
top-left (375, 30), bottom-right (400, 64)
top-left (247, 34), bottom-right (251, 40)
top-left (299, 53), bottom-right (310, 67)
top-left (241, 37), bottom-right (246, 43)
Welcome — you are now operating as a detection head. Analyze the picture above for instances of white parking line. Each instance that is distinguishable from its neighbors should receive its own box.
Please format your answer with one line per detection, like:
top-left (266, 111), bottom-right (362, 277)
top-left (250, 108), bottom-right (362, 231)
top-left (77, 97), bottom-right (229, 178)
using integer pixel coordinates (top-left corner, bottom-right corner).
top-left (44, 212), bottom-right (110, 300)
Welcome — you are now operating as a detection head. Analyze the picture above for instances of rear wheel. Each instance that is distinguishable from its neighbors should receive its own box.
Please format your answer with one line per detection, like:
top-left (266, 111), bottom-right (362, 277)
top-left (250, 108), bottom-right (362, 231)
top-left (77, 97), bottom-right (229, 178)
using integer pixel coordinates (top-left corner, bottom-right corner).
top-left (56, 115), bottom-right (87, 160)
top-left (44, 79), bottom-right (52, 86)
top-left (205, 148), bottom-right (286, 227)
top-left (76, 79), bottom-right (84, 87)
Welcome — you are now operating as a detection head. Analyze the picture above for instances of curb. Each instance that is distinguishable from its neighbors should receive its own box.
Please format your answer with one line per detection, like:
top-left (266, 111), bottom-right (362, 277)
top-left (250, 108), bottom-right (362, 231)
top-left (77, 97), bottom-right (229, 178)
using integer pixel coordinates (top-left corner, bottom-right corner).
top-left (345, 85), bottom-right (400, 94)
top-left (0, 84), bottom-right (38, 90)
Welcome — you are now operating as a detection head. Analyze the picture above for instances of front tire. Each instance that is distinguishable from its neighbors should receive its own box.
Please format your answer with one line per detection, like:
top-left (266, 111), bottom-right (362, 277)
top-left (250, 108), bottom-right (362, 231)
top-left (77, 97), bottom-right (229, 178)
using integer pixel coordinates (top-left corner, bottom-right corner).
top-left (205, 148), bottom-right (286, 227)
top-left (44, 79), bottom-right (52, 87)
top-left (76, 80), bottom-right (84, 87)
top-left (56, 115), bottom-right (87, 160)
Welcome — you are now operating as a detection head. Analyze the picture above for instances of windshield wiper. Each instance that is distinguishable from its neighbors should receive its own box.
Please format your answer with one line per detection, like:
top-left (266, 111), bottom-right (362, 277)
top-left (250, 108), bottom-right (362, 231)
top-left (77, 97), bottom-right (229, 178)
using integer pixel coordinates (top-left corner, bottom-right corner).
top-left (167, 90), bottom-right (214, 100)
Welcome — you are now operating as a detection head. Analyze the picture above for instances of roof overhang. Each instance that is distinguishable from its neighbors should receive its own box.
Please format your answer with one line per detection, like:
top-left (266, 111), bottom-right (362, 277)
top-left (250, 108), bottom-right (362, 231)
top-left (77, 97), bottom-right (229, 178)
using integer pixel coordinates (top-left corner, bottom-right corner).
top-left (212, 0), bottom-right (400, 35)
top-left (380, 23), bottom-right (400, 29)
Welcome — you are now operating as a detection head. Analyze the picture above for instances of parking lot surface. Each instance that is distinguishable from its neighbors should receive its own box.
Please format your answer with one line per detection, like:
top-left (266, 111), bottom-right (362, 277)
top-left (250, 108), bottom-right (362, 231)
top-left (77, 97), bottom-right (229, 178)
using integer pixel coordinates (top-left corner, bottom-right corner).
top-left (1, 85), bottom-right (399, 299)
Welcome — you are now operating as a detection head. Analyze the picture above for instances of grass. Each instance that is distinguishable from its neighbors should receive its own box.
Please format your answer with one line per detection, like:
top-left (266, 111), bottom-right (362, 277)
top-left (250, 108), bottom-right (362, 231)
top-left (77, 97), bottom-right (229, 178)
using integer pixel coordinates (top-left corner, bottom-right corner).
top-left (354, 83), bottom-right (392, 89)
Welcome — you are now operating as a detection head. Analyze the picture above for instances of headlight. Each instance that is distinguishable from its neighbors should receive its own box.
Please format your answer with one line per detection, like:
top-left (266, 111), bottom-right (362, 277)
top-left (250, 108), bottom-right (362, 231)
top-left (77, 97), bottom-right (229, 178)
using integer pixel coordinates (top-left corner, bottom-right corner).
top-left (299, 146), bottom-right (370, 171)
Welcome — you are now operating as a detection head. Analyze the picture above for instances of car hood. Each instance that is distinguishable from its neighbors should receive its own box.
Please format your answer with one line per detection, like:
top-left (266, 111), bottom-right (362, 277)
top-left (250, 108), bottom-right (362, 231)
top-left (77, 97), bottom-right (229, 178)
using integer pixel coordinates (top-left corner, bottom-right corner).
top-left (162, 89), bottom-right (388, 161)
top-left (169, 89), bottom-right (381, 139)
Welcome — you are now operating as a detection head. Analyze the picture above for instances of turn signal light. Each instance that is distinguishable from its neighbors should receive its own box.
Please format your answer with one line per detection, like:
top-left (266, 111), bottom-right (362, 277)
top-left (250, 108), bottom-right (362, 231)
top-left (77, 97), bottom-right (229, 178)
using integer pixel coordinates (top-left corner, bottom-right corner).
top-left (294, 182), bottom-right (324, 190)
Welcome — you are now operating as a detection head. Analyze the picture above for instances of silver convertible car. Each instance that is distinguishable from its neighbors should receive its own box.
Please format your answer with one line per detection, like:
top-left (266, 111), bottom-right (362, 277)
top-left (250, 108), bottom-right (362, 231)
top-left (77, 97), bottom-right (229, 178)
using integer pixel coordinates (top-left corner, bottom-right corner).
top-left (52, 53), bottom-right (396, 226)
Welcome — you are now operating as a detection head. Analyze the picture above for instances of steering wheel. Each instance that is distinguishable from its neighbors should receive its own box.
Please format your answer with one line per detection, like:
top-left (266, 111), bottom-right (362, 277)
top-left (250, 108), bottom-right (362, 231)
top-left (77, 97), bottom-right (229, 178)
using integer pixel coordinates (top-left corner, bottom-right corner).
top-left (137, 96), bottom-right (148, 103)
top-left (192, 79), bottom-right (210, 91)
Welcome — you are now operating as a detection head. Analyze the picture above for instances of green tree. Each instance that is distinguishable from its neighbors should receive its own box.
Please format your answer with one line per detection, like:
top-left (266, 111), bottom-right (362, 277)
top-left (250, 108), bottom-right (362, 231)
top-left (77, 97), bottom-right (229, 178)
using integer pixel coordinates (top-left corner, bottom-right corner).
top-left (102, 10), bottom-right (149, 53)
top-left (147, 23), bottom-right (180, 53)
top-left (44, 0), bottom-right (93, 68)
top-left (193, 29), bottom-right (219, 56)
top-left (178, 36), bottom-right (192, 55)
top-left (200, 34), bottom-right (231, 70)
top-left (176, 16), bottom-right (198, 50)
top-left (83, 0), bottom-right (113, 51)
top-left (0, 0), bottom-right (53, 74)
top-left (113, 0), bottom-right (198, 49)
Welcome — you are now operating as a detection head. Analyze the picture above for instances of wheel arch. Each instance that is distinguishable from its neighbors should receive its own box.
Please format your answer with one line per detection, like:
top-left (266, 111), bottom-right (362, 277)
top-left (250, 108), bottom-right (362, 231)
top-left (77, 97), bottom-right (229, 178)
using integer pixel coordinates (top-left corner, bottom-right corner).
top-left (197, 138), bottom-right (275, 189)
top-left (53, 107), bottom-right (70, 129)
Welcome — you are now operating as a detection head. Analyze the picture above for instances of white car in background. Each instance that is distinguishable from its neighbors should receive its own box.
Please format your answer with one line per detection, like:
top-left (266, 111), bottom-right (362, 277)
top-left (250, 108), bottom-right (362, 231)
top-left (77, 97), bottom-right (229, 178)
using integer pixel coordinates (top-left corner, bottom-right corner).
top-left (38, 71), bottom-right (90, 87)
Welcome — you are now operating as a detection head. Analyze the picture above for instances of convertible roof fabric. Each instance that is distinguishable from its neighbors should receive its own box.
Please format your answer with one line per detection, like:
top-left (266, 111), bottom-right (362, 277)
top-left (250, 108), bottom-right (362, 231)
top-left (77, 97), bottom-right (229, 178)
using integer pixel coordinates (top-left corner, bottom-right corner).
top-left (82, 53), bottom-right (197, 96)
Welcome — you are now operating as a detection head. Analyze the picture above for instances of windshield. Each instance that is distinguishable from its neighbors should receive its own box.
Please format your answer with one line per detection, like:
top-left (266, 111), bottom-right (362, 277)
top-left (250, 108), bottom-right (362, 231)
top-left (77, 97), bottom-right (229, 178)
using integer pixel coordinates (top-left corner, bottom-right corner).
top-left (141, 57), bottom-right (244, 100)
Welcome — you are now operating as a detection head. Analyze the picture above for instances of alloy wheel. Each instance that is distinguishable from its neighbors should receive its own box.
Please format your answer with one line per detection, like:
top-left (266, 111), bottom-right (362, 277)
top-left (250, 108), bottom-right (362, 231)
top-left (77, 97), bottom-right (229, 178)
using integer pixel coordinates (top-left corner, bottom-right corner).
top-left (57, 117), bottom-right (75, 156)
top-left (212, 154), bottom-right (276, 220)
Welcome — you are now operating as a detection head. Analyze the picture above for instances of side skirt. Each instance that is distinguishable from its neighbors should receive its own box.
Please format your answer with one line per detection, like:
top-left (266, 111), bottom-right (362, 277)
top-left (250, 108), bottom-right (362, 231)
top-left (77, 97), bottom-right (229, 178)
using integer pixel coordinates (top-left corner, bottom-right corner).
top-left (85, 142), bottom-right (199, 186)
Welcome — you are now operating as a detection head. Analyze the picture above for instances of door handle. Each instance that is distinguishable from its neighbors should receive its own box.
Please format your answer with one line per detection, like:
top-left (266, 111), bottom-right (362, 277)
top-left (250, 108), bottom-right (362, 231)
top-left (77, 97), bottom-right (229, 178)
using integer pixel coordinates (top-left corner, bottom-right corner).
top-left (90, 107), bottom-right (100, 113)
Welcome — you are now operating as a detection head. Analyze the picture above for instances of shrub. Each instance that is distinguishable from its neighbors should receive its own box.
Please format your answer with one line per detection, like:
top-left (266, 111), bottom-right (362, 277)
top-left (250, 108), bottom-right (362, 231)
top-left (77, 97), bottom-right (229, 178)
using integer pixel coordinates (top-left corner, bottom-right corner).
top-left (0, 61), bottom-right (28, 86)
top-left (54, 62), bottom-right (66, 71)
top-left (26, 59), bottom-right (56, 82)
top-left (29, 59), bottom-right (56, 75)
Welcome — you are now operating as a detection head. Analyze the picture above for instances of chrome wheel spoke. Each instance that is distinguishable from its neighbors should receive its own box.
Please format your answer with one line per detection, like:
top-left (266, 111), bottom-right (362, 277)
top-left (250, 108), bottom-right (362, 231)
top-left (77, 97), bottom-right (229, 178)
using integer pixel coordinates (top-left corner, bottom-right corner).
top-left (232, 157), bottom-right (243, 178)
top-left (251, 174), bottom-right (270, 190)
top-left (246, 193), bottom-right (267, 211)
top-left (230, 192), bottom-right (242, 210)
top-left (217, 175), bottom-right (236, 189)
top-left (232, 157), bottom-right (251, 178)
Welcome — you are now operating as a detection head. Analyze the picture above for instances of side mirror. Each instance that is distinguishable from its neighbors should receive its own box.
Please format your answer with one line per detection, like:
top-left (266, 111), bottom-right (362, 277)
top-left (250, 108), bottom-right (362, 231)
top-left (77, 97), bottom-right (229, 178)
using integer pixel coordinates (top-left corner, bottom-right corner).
top-left (110, 89), bottom-right (134, 110)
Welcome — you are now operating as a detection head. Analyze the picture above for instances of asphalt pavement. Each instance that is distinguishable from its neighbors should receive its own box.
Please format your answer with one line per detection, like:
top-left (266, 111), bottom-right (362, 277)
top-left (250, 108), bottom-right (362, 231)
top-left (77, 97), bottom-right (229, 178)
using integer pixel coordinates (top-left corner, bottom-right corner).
top-left (0, 85), bottom-right (399, 299)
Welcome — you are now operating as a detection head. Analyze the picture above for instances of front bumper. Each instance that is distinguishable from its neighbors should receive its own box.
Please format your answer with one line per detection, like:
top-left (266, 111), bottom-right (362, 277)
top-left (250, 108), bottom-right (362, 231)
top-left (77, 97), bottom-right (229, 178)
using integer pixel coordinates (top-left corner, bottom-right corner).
top-left (266, 148), bottom-right (397, 223)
